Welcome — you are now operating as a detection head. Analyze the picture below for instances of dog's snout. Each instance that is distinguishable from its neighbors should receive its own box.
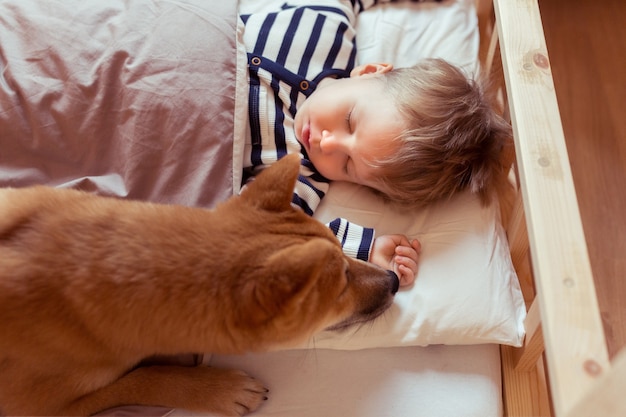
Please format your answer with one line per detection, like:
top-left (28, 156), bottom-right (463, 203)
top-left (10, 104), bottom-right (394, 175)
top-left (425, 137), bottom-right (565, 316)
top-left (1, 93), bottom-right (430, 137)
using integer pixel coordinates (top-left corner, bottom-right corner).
top-left (387, 270), bottom-right (399, 294)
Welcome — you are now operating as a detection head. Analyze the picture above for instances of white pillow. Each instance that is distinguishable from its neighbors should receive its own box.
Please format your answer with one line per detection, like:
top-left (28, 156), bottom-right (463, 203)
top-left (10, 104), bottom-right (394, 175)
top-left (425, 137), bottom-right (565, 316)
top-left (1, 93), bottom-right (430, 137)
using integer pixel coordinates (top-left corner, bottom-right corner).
top-left (311, 182), bottom-right (526, 348)
top-left (355, 0), bottom-right (480, 74)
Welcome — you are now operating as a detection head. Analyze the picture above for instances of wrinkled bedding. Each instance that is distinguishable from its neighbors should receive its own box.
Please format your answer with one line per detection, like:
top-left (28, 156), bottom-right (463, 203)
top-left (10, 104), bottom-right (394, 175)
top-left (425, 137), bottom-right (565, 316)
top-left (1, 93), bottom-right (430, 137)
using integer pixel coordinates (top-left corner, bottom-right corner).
top-left (0, 0), bottom-right (246, 207)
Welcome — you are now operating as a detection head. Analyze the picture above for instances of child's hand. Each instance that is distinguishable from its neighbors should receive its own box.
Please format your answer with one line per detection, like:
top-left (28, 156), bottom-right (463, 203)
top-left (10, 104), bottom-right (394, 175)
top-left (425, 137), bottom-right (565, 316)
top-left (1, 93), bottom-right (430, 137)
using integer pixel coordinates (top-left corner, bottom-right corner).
top-left (370, 235), bottom-right (421, 287)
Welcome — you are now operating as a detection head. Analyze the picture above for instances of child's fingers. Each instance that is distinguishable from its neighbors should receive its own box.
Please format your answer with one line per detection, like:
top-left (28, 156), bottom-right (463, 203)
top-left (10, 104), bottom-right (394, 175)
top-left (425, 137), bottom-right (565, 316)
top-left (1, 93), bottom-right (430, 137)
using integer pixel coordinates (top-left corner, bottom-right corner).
top-left (394, 244), bottom-right (419, 261)
top-left (395, 254), bottom-right (417, 271)
top-left (395, 246), bottom-right (419, 287)
top-left (397, 264), bottom-right (416, 287)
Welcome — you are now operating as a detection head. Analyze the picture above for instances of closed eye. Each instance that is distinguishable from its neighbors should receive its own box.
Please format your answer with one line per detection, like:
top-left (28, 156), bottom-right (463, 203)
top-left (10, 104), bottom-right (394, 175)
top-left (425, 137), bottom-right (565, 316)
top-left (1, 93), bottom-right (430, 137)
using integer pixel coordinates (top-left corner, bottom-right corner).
top-left (345, 110), bottom-right (353, 132)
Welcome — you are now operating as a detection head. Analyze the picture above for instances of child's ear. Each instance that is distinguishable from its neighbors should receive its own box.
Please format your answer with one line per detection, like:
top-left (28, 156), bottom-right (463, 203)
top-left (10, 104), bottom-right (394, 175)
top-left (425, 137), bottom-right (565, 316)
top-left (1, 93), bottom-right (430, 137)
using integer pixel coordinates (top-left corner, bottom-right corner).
top-left (350, 62), bottom-right (393, 77)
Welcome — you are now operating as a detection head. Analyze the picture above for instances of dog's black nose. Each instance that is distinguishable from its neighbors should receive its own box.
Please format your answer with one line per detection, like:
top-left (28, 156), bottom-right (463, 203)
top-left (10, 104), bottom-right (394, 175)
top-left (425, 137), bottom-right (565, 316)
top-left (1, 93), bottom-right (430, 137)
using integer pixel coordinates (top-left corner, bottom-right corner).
top-left (387, 270), bottom-right (400, 294)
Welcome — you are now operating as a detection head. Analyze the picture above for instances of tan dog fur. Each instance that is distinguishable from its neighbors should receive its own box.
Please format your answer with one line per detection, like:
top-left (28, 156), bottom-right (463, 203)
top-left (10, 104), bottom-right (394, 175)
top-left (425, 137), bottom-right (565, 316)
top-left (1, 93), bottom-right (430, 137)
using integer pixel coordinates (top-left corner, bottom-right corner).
top-left (0, 154), bottom-right (398, 416)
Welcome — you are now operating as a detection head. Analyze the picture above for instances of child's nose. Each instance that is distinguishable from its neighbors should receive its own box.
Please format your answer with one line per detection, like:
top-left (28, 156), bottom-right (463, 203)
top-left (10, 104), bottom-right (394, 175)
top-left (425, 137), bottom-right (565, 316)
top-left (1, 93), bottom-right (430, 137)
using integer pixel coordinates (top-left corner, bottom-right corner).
top-left (320, 130), bottom-right (339, 153)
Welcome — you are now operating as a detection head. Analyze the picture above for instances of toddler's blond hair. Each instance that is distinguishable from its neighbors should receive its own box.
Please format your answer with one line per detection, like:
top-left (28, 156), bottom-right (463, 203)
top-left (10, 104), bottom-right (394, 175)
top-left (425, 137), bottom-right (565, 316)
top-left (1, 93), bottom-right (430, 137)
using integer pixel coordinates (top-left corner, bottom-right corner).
top-left (371, 58), bottom-right (512, 207)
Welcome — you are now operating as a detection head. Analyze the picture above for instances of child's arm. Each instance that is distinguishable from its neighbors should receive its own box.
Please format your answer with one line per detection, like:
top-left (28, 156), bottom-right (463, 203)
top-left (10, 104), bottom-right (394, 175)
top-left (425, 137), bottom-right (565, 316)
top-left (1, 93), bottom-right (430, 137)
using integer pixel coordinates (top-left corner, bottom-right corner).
top-left (291, 172), bottom-right (373, 261)
top-left (326, 218), bottom-right (420, 288)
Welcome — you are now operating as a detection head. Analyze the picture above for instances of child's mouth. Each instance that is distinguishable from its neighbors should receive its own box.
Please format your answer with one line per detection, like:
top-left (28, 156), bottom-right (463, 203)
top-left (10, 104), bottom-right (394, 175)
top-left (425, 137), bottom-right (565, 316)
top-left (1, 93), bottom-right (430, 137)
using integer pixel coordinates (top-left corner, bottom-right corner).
top-left (301, 123), bottom-right (311, 150)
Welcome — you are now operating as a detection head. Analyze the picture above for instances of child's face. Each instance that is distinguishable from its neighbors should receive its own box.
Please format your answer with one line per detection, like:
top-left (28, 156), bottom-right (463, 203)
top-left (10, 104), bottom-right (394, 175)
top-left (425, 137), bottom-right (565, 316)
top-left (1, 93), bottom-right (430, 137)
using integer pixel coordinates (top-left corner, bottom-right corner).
top-left (294, 67), bottom-right (405, 191)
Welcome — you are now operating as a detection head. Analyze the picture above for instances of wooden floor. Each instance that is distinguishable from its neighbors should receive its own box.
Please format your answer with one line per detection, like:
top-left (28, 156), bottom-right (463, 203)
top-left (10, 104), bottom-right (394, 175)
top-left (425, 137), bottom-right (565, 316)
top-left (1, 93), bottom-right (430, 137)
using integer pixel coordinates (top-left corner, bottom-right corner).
top-left (539, 0), bottom-right (626, 359)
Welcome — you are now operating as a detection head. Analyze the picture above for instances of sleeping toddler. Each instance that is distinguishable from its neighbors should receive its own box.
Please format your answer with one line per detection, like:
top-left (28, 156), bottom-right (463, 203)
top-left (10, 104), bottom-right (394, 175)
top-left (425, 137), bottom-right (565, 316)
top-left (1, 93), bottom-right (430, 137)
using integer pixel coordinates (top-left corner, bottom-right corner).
top-left (239, 0), bottom-right (511, 287)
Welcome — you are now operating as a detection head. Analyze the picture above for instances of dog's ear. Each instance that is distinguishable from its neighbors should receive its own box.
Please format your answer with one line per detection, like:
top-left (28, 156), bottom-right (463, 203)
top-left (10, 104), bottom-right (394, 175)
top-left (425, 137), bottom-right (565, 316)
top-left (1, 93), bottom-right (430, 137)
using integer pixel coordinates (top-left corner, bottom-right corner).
top-left (240, 154), bottom-right (301, 211)
top-left (240, 238), bottom-right (344, 329)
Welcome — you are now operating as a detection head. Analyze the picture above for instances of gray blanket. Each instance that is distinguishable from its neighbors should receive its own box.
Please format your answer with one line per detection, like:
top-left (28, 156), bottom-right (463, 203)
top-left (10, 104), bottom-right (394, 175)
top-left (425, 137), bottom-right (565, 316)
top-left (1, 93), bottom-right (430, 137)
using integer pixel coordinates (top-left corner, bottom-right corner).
top-left (0, 0), bottom-right (241, 207)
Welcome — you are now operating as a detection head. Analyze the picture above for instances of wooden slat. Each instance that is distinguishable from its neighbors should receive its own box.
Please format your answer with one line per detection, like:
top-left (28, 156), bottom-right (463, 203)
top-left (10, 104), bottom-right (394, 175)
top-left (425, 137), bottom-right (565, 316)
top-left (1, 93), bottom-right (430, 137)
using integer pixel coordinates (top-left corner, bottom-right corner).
top-left (506, 195), bottom-right (535, 302)
top-left (514, 299), bottom-right (544, 371)
top-left (493, 1), bottom-right (610, 416)
top-left (501, 345), bottom-right (552, 417)
top-left (475, 0), bottom-right (495, 70)
top-left (484, 13), bottom-right (499, 77)
top-left (502, 193), bottom-right (535, 305)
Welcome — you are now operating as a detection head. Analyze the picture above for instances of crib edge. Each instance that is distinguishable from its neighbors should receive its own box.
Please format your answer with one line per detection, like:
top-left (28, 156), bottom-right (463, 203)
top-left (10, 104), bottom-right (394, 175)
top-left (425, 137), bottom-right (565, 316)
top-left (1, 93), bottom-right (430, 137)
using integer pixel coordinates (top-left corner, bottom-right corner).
top-left (476, 0), bottom-right (615, 416)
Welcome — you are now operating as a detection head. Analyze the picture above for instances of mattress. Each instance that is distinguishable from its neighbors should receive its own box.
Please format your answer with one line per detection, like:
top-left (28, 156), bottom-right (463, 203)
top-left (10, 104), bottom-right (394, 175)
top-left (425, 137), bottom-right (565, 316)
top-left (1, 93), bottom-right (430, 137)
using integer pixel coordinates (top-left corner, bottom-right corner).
top-left (209, 344), bottom-right (502, 417)
top-left (98, 344), bottom-right (502, 417)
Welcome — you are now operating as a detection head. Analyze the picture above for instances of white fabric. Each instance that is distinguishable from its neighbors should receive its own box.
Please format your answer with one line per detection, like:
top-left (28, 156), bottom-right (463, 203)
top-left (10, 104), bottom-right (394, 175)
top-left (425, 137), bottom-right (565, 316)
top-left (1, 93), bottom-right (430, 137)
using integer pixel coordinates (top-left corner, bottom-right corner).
top-left (99, 344), bottom-right (502, 417)
top-left (311, 183), bottom-right (526, 348)
top-left (356, 0), bottom-right (480, 73)
top-left (206, 344), bottom-right (503, 417)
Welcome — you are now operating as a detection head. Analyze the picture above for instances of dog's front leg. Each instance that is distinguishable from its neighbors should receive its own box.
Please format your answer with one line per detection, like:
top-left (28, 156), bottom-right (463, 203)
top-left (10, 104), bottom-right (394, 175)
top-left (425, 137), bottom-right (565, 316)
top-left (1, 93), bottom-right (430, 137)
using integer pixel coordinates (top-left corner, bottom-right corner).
top-left (61, 366), bottom-right (269, 416)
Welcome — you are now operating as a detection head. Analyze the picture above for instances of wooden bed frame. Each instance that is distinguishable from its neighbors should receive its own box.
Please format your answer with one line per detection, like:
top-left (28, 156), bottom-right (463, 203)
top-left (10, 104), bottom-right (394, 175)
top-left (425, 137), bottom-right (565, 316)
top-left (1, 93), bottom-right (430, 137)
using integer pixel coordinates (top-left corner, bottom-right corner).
top-left (477, 0), bottom-right (625, 416)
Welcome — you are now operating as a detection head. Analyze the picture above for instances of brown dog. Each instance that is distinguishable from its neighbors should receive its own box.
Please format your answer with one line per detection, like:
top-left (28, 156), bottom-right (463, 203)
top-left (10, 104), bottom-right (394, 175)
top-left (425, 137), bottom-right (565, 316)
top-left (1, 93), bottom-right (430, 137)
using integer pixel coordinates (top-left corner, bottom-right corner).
top-left (0, 154), bottom-right (399, 416)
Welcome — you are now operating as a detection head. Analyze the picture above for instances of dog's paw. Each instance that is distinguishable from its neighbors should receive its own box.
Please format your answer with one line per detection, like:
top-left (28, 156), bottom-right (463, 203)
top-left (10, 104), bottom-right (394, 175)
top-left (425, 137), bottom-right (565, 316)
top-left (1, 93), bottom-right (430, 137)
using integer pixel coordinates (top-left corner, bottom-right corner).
top-left (216, 368), bottom-right (269, 416)
top-left (190, 366), bottom-right (269, 416)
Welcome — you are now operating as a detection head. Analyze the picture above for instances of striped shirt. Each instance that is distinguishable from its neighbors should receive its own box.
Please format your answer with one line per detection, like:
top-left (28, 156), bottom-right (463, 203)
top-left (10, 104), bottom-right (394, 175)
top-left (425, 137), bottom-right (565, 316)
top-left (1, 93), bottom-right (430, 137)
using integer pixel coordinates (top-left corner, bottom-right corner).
top-left (239, 0), bottom-right (438, 260)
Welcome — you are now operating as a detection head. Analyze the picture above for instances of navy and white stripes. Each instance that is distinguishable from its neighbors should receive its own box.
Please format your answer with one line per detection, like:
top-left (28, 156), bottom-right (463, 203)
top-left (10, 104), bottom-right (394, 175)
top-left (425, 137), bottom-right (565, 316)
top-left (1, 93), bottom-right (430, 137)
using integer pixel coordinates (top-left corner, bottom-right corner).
top-left (239, 0), bottom-right (437, 260)
top-left (241, 1), bottom-right (358, 167)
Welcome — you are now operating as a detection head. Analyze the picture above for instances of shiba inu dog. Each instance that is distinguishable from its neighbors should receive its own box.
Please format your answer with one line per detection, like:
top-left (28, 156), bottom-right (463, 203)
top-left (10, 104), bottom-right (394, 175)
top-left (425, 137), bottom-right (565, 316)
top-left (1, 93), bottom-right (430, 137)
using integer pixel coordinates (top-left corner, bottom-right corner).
top-left (0, 154), bottom-right (399, 416)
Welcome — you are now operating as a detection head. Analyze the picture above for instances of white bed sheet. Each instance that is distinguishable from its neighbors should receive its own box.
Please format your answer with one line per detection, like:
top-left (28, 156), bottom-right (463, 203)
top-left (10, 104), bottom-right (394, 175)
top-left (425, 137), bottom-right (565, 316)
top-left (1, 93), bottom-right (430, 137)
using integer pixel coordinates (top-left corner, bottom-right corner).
top-left (97, 344), bottom-right (501, 417)
top-left (204, 344), bottom-right (502, 417)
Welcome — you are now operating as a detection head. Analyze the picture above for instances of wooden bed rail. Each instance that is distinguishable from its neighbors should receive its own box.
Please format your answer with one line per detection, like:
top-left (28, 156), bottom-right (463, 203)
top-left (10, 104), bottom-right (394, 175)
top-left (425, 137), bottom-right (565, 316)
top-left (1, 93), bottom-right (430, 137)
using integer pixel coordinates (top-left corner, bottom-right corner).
top-left (476, 0), bottom-right (614, 416)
